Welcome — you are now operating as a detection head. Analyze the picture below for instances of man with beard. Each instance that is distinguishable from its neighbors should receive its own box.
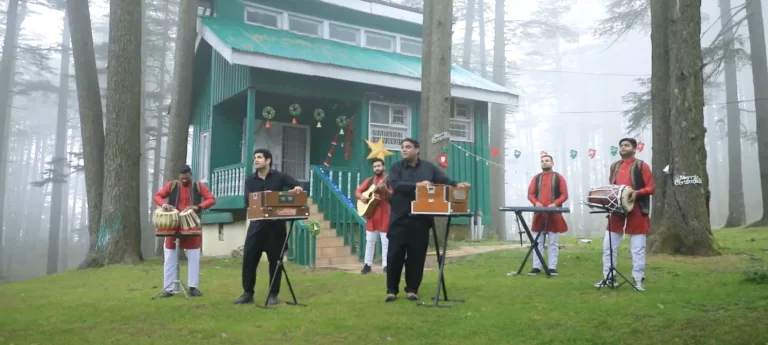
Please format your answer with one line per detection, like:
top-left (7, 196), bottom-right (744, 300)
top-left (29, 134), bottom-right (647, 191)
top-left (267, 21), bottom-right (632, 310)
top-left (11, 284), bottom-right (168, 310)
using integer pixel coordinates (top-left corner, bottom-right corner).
top-left (355, 158), bottom-right (392, 274)
top-left (153, 165), bottom-right (217, 297)
top-left (385, 138), bottom-right (471, 302)
top-left (234, 148), bottom-right (304, 305)
top-left (525, 154), bottom-right (569, 276)
top-left (594, 138), bottom-right (655, 291)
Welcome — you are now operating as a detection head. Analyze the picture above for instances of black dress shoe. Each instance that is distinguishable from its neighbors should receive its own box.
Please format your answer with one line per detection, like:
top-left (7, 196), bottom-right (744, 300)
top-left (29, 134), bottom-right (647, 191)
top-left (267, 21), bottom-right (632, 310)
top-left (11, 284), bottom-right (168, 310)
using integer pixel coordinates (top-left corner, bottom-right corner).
top-left (267, 294), bottom-right (279, 305)
top-left (361, 265), bottom-right (372, 274)
top-left (233, 293), bottom-right (254, 304)
top-left (189, 287), bottom-right (203, 297)
top-left (382, 266), bottom-right (387, 273)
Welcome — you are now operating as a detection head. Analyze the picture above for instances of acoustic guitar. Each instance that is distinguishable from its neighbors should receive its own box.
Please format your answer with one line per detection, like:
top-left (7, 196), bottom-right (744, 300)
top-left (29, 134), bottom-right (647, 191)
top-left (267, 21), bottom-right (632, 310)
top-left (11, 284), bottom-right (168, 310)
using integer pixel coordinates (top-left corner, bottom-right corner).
top-left (356, 175), bottom-right (388, 218)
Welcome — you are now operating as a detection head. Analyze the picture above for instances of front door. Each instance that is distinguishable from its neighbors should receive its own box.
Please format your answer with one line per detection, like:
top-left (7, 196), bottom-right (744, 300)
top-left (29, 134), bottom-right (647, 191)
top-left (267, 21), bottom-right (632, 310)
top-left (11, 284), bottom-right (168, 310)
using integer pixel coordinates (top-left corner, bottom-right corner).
top-left (247, 120), bottom-right (310, 182)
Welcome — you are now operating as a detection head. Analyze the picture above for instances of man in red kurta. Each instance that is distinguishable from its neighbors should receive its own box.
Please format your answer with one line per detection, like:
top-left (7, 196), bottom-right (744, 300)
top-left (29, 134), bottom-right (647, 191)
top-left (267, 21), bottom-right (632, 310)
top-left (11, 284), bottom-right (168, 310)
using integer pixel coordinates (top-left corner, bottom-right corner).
top-left (153, 165), bottom-right (216, 297)
top-left (355, 158), bottom-right (392, 274)
top-left (594, 138), bottom-right (655, 291)
top-left (525, 154), bottom-right (568, 276)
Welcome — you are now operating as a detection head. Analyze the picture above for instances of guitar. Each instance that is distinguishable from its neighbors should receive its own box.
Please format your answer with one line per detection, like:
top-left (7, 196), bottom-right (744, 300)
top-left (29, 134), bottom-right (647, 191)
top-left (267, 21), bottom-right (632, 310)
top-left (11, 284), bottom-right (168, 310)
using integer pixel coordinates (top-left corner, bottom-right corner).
top-left (356, 175), bottom-right (389, 218)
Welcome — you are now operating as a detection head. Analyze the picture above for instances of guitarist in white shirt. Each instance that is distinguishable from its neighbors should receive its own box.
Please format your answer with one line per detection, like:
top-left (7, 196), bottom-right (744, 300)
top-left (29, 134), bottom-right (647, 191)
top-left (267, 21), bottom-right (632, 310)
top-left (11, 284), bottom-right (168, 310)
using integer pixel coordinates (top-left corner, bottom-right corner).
top-left (355, 158), bottom-right (392, 274)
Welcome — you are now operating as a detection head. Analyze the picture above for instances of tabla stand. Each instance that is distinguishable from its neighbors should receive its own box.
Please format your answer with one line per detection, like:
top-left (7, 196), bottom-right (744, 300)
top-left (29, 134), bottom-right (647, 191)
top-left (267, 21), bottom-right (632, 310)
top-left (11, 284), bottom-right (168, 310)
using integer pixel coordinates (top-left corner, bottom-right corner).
top-left (152, 233), bottom-right (189, 300)
top-left (415, 213), bottom-right (473, 308)
top-left (589, 210), bottom-right (639, 291)
top-left (258, 218), bottom-right (308, 309)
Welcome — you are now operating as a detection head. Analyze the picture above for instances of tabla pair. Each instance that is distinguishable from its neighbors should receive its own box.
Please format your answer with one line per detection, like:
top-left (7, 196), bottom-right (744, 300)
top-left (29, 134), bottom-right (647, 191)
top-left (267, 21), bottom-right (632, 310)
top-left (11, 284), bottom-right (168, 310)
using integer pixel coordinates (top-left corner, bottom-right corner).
top-left (152, 208), bottom-right (202, 237)
top-left (585, 185), bottom-right (636, 215)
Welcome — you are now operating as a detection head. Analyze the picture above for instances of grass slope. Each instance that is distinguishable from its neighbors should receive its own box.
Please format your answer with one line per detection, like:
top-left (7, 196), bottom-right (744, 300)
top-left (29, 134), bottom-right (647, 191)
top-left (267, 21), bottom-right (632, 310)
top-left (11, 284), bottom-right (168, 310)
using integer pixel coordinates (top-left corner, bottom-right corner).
top-left (1, 228), bottom-right (767, 345)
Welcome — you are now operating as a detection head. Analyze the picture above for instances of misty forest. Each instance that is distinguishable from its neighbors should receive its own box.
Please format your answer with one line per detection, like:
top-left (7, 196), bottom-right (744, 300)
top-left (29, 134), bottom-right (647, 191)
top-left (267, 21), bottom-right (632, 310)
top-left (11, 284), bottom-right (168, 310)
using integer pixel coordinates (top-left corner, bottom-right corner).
top-left (0, 0), bottom-right (767, 344)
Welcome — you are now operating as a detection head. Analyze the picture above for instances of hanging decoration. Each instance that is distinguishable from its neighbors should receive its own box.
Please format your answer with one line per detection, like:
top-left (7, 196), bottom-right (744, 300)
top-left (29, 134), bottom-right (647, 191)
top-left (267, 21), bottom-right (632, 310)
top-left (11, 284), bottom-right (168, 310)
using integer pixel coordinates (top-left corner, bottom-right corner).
top-left (451, 142), bottom-right (502, 167)
top-left (637, 141), bottom-right (646, 152)
top-left (365, 138), bottom-right (393, 160)
top-left (514, 150), bottom-right (521, 159)
top-left (313, 108), bottom-right (325, 128)
top-left (569, 150), bottom-right (577, 159)
top-left (609, 146), bottom-right (618, 156)
top-left (323, 135), bottom-right (339, 166)
top-left (336, 116), bottom-right (349, 134)
top-left (588, 148), bottom-right (596, 159)
top-left (262, 106), bottom-right (275, 129)
top-left (289, 103), bottom-right (301, 125)
top-left (491, 147), bottom-right (500, 157)
top-left (438, 151), bottom-right (448, 167)
top-left (344, 118), bottom-right (354, 160)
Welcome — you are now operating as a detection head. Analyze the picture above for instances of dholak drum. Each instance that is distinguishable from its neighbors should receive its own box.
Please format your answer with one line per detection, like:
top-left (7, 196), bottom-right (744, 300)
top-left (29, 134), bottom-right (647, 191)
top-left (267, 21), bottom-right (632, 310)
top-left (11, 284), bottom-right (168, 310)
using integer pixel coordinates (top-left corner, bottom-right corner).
top-left (585, 185), bottom-right (635, 214)
top-left (153, 209), bottom-right (180, 237)
top-left (179, 209), bottom-right (202, 236)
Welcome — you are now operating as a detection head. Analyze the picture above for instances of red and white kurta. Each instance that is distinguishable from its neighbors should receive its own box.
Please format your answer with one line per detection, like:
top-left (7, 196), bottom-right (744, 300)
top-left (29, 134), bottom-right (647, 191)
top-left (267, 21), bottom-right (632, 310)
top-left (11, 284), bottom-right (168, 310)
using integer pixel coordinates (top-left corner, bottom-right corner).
top-left (527, 171), bottom-right (569, 233)
top-left (153, 181), bottom-right (216, 249)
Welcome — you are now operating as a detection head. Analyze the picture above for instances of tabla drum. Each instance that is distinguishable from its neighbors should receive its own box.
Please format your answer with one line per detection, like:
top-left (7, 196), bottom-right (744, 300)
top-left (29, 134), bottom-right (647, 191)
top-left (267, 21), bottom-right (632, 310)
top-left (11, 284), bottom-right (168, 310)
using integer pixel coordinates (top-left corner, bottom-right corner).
top-left (179, 209), bottom-right (202, 236)
top-left (585, 185), bottom-right (635, 214)
top-left (152, 208), bottom-right (179, 237)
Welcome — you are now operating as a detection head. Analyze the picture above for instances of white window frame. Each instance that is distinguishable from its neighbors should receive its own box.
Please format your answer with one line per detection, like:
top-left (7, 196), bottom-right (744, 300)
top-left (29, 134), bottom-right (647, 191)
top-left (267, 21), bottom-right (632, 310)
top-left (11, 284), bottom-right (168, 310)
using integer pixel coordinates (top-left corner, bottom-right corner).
top-left (368, 101), bottom-right (412, 150)
top-left (328, 23), bottom-right (361, 45)
top-left (449, 100), bottom-right (474, 142)
top-left (399, 37), bottom-right (422, 56)
top-left (280, 124), bottom-right (312, 182)
top-left (243, 6), bottom-right (283, 29)
top-left (287, 14), bottom-right (323, 37)
top-left (199, 131), bottom-right (211, 182)
top-left (363, 30), bottom-right (396, 51)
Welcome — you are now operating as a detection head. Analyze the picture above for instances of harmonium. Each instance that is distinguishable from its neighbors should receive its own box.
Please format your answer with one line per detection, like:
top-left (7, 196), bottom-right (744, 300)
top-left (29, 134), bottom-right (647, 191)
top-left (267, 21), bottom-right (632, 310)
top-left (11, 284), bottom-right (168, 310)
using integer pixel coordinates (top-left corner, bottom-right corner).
top-left (247, 191), bottom-right (310, 220)
top-left (411, 184), bottom-right (470, 215)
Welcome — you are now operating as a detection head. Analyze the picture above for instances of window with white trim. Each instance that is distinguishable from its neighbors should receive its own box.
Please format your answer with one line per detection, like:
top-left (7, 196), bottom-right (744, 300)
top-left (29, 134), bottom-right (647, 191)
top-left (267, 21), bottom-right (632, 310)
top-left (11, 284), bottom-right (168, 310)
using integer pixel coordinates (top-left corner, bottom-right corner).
top-left (400, 38), bottom-right (422, 56)
top-left (244, 7), bottom-right (281, 28)
top-left (364, 31), bottom-right (395, 51)
top-left (369, 102), bottom-right (411, 150)
top-left (329, 23), bottom-right (360, 44)
top-left (199, 131), bottom-right (211, 182)
top-left (449, 101), bottom-right (474, 142)
top-left (288, 15), bottom-right (322, 37)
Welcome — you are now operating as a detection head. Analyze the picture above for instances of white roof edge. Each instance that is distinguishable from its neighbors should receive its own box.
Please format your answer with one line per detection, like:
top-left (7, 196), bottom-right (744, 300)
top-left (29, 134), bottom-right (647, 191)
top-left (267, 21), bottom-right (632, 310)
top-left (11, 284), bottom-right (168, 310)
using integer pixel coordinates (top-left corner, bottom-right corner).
top-left (314, 0), bottom-right (422, 25)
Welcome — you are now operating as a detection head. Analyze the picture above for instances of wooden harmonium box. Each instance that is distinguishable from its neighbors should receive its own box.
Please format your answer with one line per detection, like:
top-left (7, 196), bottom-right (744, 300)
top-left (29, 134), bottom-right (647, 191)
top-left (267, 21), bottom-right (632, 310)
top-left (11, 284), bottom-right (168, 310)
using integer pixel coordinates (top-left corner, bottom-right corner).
top-left (411, 184), bottom-right (470, 214)
top-left (247, 191), bottom-right (310, 220)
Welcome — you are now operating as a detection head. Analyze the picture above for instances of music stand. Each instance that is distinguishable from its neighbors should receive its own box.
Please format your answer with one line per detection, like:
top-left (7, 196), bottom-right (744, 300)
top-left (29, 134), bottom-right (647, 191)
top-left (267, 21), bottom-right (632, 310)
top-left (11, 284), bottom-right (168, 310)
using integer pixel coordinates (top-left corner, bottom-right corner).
top-left (498, 206), bottom-right (570, 278)
top-left (257, 218), bottom-right (309, 309)
top-left (588, 210), bottom-right (639, 291)
top-left (152, 233), bottom-right (189, 300)
top-left (413, 212), bottom-right (473, 308)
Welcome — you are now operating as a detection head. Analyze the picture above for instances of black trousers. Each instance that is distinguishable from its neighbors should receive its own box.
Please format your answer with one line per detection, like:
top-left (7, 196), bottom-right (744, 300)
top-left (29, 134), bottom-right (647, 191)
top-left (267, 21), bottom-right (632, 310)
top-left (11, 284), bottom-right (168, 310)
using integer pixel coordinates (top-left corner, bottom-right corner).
top-left (241, 220), bottom-right (287, 295)
top-left (386, 216), bottom-right (431, 295)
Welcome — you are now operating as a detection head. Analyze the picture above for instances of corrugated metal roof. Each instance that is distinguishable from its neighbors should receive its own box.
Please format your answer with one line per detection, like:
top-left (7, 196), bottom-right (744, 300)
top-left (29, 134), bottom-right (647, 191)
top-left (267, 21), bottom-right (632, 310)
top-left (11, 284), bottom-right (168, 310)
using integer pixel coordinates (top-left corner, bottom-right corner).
top-left (200, 16), bottom-right (516, 97)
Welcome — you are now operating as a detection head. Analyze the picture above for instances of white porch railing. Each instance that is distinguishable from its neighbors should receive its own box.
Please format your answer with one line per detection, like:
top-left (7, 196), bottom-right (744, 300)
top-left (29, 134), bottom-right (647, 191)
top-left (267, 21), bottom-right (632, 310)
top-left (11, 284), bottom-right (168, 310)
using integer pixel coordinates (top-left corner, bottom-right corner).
top-left (211, 163), bottom-right (246, 197)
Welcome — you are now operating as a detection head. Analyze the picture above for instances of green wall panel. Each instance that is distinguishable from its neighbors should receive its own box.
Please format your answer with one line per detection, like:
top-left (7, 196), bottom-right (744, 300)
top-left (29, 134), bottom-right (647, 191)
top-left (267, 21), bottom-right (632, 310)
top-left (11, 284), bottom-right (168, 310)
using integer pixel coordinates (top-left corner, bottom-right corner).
top-left (211, 51), bottom-right (250, 105)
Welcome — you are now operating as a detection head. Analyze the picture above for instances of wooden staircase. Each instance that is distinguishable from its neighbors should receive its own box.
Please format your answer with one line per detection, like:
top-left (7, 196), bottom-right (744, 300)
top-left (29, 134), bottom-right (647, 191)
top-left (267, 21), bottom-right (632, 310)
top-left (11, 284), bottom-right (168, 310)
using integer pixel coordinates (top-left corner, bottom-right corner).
top-left (307, 199), bottom-right (361, 268)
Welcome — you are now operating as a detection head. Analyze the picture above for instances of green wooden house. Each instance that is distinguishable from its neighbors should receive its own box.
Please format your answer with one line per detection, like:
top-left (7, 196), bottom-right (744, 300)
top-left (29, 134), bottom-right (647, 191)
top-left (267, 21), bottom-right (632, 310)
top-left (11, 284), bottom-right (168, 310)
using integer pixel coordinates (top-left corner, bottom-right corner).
top-left (191, 0), bottom-right (518, 267)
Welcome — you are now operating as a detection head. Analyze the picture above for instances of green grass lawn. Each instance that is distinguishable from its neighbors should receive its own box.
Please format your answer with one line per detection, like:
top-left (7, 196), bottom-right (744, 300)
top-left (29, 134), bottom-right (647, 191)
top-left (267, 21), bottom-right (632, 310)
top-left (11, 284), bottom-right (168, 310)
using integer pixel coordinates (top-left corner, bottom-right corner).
top-left (1, 228), bottom-right (767, 345)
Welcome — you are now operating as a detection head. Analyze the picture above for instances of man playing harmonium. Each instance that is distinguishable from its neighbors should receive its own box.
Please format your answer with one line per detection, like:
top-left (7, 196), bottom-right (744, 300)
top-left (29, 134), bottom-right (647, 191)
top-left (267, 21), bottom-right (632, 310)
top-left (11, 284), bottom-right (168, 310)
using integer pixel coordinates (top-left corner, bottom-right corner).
top-left (385, 138), bottom-right (471, 302)
top-left (525, 154), bottom-right (569, 276)
top-left (153, 165), bottom-right (217, 297)
top-left (594, 138), bottom-right (654, 291)
top-left (233, 148), bottom-right (304, 305)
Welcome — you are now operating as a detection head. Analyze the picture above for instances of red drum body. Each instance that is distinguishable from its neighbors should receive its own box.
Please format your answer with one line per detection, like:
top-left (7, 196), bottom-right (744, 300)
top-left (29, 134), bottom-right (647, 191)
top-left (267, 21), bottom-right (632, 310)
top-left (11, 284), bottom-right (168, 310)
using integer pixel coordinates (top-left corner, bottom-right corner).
top-left (585, 185), bottom-right (635, 214)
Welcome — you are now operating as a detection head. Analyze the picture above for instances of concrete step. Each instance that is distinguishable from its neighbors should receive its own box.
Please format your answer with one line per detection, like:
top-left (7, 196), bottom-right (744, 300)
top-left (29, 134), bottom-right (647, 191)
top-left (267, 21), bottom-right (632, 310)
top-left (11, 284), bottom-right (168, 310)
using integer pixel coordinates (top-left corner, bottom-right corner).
top-left (316, 235), bottom-right (345, 248)
top-left (315, 255), bottom-right (361, 267)
top-left (316, 245), bottom-right (353, 258)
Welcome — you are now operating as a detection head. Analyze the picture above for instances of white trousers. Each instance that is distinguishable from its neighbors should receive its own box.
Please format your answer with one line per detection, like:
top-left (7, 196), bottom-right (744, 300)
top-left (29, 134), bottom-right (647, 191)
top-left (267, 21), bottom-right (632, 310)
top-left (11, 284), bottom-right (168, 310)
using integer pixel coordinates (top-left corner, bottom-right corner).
top-left (602, 231), bottom-right (646, 280)
top-left (532, 232), bottom-right (560, 270)
top-left (364, 230), bottom-right (389, 267)
top-left (163, 248), bottom-right (200, 291)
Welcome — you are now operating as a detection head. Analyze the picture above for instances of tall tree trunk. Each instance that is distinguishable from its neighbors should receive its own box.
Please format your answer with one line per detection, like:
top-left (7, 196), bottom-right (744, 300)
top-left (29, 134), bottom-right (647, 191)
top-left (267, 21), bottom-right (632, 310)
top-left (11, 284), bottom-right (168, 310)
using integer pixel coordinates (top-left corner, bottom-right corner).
top-left (478, 0), bottom-right (486, 78)
top-left (745, 0), bottom-right (768, 227)
top-left (47, 10), bottom-right (72, 275)
top-left (163, 0), bottom-right (198, 183)
top-left (461, 0), bottom-right (475, 70)
top-left (96, 0), bottom-right (144, 265)
top-left (153, 0), bottom-right (173, 257)
top-left (489, 0), bottom-right (506, 239)
top-left (419, 0), bottom-right (453, 245)
top-left (68, 0), bottom-right (106, 269)
top-left (648, 0), bottom-right (718, 256)
top-left (719, 0), bottom-right (747, 227)
top-left (0, 0), bottom-right (21, 281)
top-left (139, 0), bottom-right (153, 258)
